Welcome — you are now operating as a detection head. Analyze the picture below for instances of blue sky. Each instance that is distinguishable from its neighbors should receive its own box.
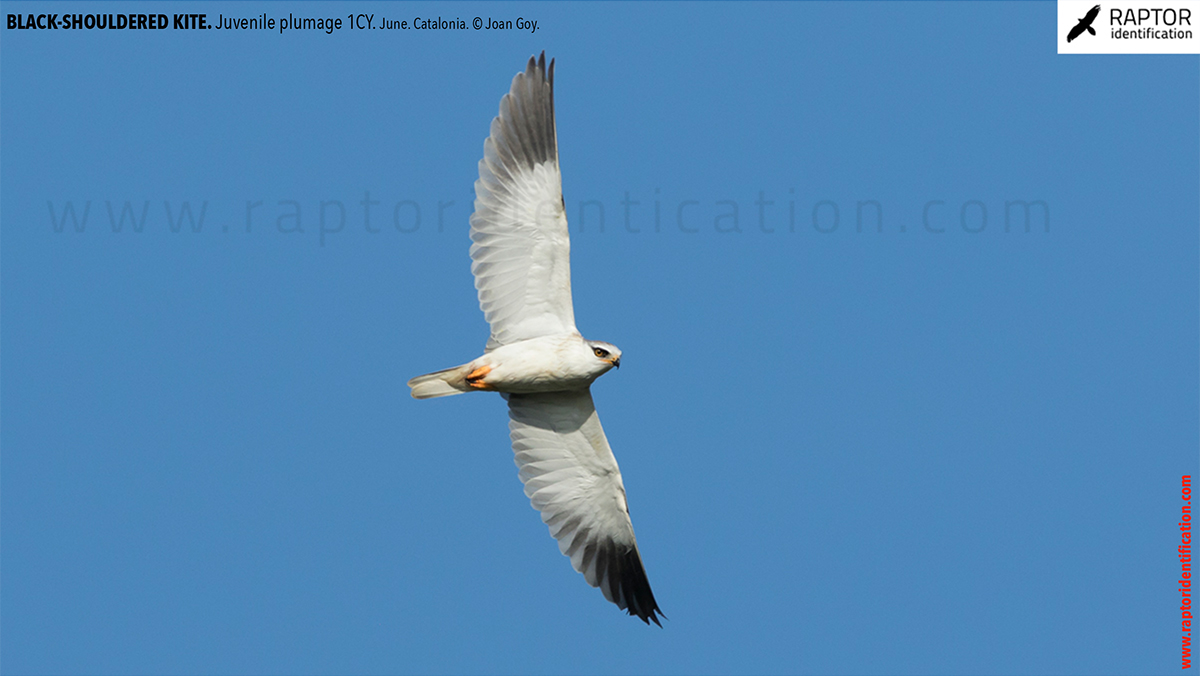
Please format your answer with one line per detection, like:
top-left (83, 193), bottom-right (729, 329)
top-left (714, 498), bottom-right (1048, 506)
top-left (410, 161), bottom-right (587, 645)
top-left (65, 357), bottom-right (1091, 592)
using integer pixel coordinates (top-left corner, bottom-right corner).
top-left (2, 1), bottom-right (1197, 674)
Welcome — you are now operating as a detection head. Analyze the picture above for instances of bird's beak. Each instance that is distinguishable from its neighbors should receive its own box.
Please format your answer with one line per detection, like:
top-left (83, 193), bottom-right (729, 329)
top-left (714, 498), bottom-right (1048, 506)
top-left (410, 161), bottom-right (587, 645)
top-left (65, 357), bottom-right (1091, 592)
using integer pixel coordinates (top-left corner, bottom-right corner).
top-left (610, 356), bottom-right (621, 369)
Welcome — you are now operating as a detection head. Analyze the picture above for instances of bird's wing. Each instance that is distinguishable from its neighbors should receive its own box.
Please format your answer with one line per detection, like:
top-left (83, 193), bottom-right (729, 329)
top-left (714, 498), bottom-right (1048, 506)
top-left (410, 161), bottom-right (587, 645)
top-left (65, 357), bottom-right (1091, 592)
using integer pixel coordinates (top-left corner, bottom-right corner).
top-left (506, 389), bottom-right (663, 625)
top-left (470, 53), bottom-right (576, 351)
top-left (1067, 23), bottom-right (1084, 41)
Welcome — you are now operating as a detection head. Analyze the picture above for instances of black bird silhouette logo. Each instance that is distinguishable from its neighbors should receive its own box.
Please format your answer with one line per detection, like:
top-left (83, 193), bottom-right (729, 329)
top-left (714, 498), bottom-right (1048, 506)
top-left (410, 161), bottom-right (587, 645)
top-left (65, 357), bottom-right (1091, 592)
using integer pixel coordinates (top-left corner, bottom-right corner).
top-left (1068, 5), bottom-right (1101, 42)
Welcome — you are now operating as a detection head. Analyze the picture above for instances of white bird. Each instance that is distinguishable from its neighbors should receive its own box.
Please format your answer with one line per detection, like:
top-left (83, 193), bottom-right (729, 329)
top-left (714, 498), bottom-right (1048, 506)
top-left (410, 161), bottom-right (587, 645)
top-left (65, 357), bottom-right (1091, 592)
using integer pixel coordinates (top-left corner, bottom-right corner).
top-left (407, 53), bottom-right (664, 626)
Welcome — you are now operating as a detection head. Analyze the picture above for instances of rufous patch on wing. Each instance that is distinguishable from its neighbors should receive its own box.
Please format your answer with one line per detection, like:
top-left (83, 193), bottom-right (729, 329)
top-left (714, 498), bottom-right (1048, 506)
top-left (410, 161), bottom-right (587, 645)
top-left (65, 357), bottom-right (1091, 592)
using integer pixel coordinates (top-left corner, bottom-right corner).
top-left (466, 365), bottom-right (494, 390)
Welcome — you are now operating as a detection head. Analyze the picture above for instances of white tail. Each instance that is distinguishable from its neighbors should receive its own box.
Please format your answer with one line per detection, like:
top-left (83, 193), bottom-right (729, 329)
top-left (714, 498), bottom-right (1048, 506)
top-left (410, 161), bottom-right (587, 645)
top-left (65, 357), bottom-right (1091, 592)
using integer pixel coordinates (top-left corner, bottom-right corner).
top-left (407, 364), bottom-right (473, 399)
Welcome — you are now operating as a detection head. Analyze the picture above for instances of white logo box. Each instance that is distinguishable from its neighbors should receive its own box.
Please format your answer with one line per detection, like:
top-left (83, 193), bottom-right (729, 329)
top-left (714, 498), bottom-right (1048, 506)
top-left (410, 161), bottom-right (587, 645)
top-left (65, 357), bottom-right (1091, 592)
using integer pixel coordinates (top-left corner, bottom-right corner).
top-left (1059, 0), bottom-right (1200, 53)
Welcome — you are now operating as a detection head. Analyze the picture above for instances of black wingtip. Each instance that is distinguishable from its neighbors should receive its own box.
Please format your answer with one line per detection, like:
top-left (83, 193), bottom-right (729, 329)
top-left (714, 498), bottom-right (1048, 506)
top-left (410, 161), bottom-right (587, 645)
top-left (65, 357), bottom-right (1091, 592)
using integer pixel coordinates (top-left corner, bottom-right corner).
top-left (612, 546), bottom-right (665, 627)
top-left (528, 51), bottom-right (552, 86)
top-left (632, 598), bottom-right (666, 627)
top-left (638, 606), bottom-right (666, 628)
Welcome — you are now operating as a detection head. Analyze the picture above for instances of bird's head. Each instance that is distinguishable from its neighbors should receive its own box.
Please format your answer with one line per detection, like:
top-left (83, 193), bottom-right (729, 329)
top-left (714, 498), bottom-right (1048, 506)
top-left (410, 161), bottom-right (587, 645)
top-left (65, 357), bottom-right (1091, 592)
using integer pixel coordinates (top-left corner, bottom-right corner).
top-left (587, 341), bottom-right (622, 370)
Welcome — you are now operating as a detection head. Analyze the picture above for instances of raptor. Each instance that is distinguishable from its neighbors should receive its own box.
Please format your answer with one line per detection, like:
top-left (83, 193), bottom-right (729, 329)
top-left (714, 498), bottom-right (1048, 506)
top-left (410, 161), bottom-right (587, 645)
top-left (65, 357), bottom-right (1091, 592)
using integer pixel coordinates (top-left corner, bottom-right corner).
top-left (408, 53), bottom-right (664, 626)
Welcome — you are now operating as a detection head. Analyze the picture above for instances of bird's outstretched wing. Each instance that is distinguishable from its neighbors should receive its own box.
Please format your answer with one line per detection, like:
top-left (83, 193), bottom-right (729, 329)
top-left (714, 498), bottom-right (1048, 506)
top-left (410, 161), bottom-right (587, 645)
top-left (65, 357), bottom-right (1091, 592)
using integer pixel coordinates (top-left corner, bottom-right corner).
top-left (506, 389), bottom-right (664, 625)
top-left (470, 53), bottom-right (576, 351)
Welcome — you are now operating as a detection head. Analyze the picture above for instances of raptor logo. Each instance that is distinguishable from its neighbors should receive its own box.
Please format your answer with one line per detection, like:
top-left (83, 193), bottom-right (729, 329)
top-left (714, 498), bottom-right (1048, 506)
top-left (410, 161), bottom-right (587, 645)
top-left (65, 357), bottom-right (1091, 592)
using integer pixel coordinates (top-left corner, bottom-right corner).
top-left (1067, 4), bottom-right (1102, 41)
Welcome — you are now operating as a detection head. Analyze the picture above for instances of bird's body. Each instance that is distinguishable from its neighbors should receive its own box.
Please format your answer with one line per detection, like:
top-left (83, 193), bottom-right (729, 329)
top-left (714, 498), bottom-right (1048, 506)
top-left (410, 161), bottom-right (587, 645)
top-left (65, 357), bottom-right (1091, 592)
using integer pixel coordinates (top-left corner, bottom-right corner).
top-left (407, 53), bottom-right (663, 626)
top-left (408, 334), bottom-right (619, 397)
top-left (470, 334), bottom-right (620, 393)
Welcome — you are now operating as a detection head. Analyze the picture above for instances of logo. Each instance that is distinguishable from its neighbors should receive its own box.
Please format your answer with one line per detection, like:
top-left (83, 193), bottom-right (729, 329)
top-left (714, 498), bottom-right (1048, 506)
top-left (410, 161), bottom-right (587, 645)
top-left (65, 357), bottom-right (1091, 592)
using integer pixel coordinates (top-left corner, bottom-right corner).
top-left (1059, 0), bottom-right (1200, 53)
top-left (1067, 4), bottom-right (1102, 41)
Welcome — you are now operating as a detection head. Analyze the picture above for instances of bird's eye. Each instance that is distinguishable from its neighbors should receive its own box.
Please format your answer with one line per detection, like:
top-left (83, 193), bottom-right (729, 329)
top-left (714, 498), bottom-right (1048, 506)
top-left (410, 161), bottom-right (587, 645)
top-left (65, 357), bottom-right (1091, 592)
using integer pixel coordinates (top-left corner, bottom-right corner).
top-left (593, 348), bottom-right (608, 358)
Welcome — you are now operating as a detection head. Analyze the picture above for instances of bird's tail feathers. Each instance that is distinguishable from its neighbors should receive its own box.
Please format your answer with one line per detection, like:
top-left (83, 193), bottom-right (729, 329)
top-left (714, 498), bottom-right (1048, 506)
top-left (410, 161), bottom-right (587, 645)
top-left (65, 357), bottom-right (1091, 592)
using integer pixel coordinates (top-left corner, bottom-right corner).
top-left (408, 364), bottom-right (474, 399)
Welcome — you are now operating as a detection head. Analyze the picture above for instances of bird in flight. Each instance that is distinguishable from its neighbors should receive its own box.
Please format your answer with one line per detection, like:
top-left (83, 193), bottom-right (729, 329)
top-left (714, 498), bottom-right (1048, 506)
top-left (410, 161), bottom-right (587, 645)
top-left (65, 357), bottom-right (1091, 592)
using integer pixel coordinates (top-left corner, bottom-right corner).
top-left (408, 53), bottom-right (664, 626)
top-left (1067, 4), bottom-right (1101, 42)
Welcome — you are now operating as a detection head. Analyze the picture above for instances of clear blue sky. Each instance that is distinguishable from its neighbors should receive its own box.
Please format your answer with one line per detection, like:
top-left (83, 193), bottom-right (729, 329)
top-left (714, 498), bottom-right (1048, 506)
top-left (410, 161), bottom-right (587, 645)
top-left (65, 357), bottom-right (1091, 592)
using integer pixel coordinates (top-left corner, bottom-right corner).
top-left (2, 2), bottom-right (1197, 674)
